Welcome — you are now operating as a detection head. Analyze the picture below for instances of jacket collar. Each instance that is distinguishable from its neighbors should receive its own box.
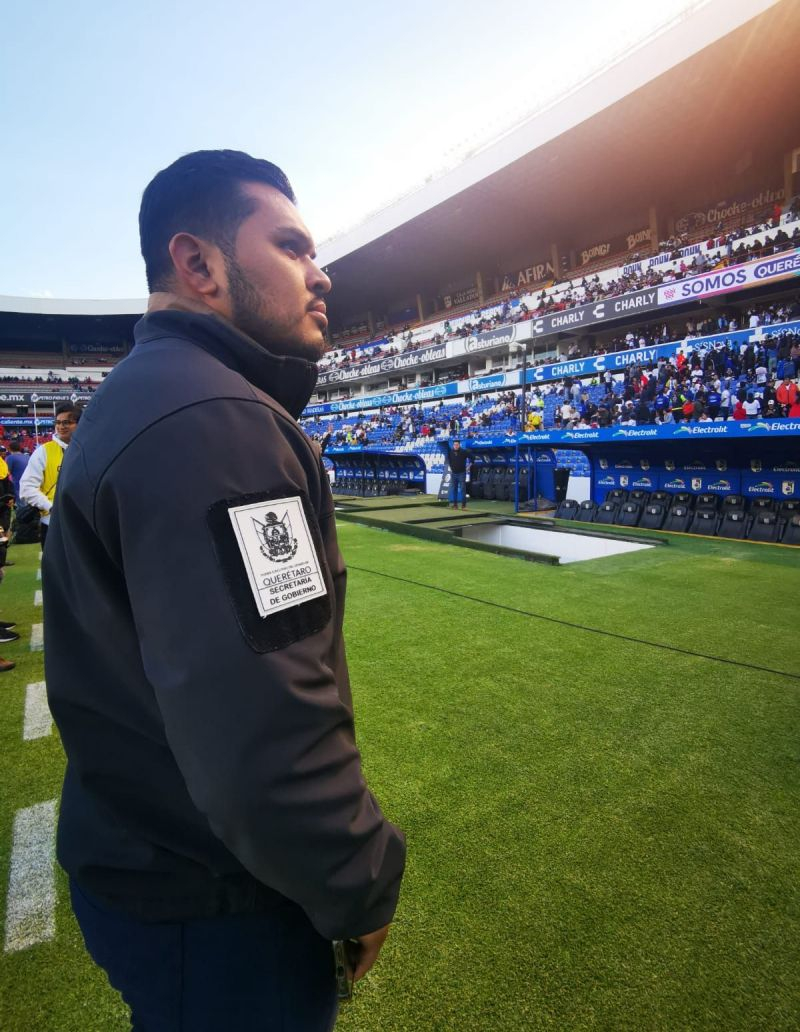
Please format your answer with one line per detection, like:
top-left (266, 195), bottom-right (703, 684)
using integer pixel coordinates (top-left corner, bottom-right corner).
top-left (134, 293), bottom-right (319, 419)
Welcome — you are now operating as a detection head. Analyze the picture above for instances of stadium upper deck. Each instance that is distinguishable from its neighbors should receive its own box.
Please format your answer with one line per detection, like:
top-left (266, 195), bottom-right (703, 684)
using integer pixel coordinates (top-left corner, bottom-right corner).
top-left (316, 0), bottom-right (800, 343)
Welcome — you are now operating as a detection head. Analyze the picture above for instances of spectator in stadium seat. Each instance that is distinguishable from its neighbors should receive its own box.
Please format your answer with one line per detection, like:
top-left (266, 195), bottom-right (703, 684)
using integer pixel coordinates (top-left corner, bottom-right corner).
top-left (743, 392), bottom-right (762, 418)
top-left (776, 377), bottom-right (798, 414)
top-left (654, 406), bottom-right (674, 425)
top-left (19, 402), bottom-right (81, 549)
top-left (719, 385), bottom-right (731, 420)
top-left (43, 150), bottom-right (404, 1031)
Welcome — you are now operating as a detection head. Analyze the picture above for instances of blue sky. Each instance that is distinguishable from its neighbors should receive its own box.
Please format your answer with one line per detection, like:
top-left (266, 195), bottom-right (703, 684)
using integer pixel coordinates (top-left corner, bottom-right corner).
top-left (0, 0), bottom-right (702, 299)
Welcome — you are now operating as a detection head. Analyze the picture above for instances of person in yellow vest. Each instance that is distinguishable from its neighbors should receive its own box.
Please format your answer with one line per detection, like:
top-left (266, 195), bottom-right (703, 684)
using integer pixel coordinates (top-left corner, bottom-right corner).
top-left (20, 403), bottom-right (82, 549)
top-left (0, 448), bottom-right (13, 534)
top-left (525, 410), bottom-right (543, 431)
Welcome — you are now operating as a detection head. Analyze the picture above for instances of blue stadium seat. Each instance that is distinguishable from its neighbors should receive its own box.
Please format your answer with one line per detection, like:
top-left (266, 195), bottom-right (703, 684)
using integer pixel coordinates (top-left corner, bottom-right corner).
top-left (781, 515), bottom-right (800, 546)
top-left (720, 495), bottom-right (745, 515)
top-left (663, 505), bottom-right (692, 533)
top-left (577, 500), bottom-right (597, 522)
top-left (554, 499), bottom-right (579, 520)
top-left (594, 502), bottom-right (618, 525)
top-left (695, 494), bottom-right (719, 513)
top-left (747, 512), bottom-right (782, 543)
top-left (669, 492), bottom-right (693, 510)
top-left (616, 502), bottom-right (642, 527)
top-left (639, 503), bottom-right (666, 530)
top-left (688, 510), bottom-right (719, 535)
top-left (778, 499), bottom-right (800, 520)
top-left (717, 510), bottom-right (748, 540)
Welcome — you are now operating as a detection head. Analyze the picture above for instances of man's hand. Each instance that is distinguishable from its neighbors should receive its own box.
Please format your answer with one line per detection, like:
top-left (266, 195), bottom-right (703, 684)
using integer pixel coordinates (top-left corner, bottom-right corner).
top-left (351, 923), bottom-right (391, 981)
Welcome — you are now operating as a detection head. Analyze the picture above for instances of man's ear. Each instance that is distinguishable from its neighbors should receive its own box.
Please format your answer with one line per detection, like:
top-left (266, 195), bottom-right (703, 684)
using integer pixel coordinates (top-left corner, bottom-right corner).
top-left (167, 232), bottom-right (226, 302)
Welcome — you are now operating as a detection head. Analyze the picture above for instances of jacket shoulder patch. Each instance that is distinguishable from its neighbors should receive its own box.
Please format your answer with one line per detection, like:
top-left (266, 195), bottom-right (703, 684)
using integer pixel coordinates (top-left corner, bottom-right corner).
top-left (208, 491), bottom-right (330, 653)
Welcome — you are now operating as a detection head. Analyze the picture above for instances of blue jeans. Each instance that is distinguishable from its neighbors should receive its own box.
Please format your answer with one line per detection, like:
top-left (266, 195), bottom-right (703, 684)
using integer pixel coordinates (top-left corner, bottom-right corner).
top-left (449, 472), bottom-right (467, 505)
top-left (70, 879), bottom-right (338, 1031)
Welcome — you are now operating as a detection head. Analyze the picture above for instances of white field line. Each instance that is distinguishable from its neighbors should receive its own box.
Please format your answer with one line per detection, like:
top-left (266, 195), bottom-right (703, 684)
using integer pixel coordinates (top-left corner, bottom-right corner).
top-left (30, 624), bottom-right (43, 651)
top-left (3, 800), bottom-right (57, 952)
top-left (34, 590), bottom-right (42, 607)
top-left (36, 567), bottom-right (41, 580)
top-left (23, 683), bottom-right (52, 741)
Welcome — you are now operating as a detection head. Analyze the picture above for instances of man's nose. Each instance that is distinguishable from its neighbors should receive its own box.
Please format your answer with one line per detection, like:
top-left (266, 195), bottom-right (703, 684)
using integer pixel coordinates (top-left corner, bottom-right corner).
top-left (308, 260), bottom-right (331, 296)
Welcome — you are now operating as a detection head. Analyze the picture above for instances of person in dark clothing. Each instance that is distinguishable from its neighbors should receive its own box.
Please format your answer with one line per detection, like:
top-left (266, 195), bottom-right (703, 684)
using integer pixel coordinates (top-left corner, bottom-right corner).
top-left (43, 150), bottom-right (405, 1032)
top-left (5, 439), bottom-right (29, 502)
top-left (447, 438), bottom-right (469, 508)
top-left (634, 399), bottom-right (652, 425)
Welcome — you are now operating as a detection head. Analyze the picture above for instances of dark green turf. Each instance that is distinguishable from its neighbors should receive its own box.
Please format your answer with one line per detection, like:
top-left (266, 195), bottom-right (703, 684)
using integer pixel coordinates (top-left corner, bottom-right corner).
top-left (2, 524), bottom-right (798, 1030)
top-left (334, 523), bottom-right (800, 1031)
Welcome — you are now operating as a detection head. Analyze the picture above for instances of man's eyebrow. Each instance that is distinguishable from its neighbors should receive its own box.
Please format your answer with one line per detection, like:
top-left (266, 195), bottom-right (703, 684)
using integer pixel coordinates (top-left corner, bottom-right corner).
top-left (272, 225), bottom-right (315, 253)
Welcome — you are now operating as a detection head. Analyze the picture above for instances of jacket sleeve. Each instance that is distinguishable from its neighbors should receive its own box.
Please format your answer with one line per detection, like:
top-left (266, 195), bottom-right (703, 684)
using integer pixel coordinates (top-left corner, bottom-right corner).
top-left (19, 446), bottom-right (51, 513)
top-left (93, 398), bottom-right (405, 939)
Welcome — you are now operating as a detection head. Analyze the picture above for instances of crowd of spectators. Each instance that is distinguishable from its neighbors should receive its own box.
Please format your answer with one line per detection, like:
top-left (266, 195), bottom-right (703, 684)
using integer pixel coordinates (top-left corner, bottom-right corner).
top-left (0, 371), bottom-right (99, 389)
top-left (317, 206), bottom-right (800, 381)
top-left (547, 330), bottom-right (800, 430)
top-left (303, 297), bottom-right (800, 449)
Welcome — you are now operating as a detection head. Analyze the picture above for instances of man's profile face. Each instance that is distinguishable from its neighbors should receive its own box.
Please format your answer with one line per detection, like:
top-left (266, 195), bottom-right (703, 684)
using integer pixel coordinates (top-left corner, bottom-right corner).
top-left (222, 183), bottom-right (332, 362)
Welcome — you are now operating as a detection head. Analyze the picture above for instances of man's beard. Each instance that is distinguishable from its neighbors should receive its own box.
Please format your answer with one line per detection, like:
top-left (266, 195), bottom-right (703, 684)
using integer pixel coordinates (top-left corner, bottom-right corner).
top-left (224, 255), bottom-right (323, 362)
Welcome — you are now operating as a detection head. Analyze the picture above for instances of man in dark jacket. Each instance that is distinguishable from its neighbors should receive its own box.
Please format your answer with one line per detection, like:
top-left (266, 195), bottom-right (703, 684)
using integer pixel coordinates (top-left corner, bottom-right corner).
top-left (447, 438), bottom-right (469, 508)
top-left (43, 150), bottom-right (405, 1031)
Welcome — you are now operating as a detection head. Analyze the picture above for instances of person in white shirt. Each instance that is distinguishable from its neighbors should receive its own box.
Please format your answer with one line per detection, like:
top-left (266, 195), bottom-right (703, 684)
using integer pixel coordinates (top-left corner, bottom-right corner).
top-left (743, 394), bottom-right (761, 418)
top-left (19, 403), bottom-right (81, 548)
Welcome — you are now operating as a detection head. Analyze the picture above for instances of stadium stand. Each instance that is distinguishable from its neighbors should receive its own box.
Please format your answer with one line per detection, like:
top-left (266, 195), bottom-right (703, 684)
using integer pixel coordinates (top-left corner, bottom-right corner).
top-left (316, 214), bottom-right (800, 376)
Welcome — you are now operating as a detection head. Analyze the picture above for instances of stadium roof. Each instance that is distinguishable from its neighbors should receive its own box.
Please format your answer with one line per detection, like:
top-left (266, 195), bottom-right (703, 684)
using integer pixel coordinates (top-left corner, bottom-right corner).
top-left (316, 0), bottom-right (799, 319)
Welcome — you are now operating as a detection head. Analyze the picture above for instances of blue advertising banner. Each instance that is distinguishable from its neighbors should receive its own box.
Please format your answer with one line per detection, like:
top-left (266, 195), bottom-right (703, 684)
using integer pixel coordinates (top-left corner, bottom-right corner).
top-left (593, 465), bottom-right (744, 501)
top-left (741, 472), bottom-right (799, 499)
top-left (0, 417), bottom-right (53, 427)
top-left (467, 419), bottom-right (800, 448)
top-left (304, 381), bottom-right (461, 417)
top-left (657, 471), bottom-right (742, 495)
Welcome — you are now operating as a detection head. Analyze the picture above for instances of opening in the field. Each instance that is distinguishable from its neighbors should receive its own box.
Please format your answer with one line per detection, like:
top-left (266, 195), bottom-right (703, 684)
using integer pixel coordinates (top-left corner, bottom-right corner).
top-left (453, 522), bottom-right (655, 563)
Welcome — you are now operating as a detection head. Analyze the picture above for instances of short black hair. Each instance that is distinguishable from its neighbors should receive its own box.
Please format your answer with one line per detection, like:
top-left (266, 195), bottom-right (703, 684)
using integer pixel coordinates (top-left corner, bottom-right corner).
top-left (139, 149), bottom-right (296, 293)
top-left (55, 402), bottom-right (82, 421)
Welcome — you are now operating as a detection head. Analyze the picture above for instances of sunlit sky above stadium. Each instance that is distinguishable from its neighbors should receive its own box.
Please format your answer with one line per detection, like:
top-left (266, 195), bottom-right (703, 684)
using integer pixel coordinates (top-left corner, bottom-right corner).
top-left (1, 0), bottom-right (711, 300)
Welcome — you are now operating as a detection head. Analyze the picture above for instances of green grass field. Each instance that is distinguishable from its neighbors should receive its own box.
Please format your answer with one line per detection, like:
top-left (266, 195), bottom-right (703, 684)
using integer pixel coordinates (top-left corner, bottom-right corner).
top-left (2, 512), bottom-right (799, 1030)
